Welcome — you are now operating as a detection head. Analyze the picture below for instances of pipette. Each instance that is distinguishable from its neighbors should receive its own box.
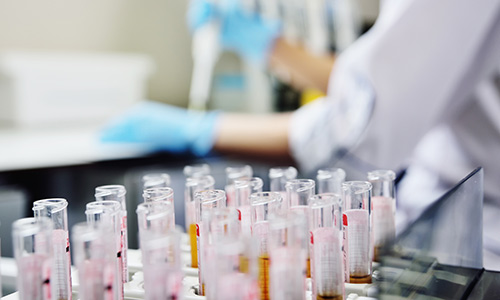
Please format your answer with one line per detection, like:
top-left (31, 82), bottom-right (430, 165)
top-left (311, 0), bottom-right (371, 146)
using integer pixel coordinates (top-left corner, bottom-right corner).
top-left (12, 217), bottom-right (53, 300)
top-left (185, 175), bottom-right (216, 268)
top-left (33, 198), bottom-right (72, 300)
top-left (95, 185), bottom-right (129, 283)
top-left (342, 181), bottom-right (372, 284)
top-left (86, 201), bottom-right (124, 300)
top-left (368, 170), bottom-right (396, 262)
top-left (309, 194), bottom-right (344, 300)
top-left (72, 222), bottom-right (117, 300)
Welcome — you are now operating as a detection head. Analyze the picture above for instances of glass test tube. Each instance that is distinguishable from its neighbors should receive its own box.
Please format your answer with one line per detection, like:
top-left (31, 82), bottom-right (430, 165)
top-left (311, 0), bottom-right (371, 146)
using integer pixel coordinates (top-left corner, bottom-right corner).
top-left (185, 175), bottom-right (215, 268)
top-left (368, 170), bottom-right (396, 262)
top-left (195, 190), bottom-right (227, 295)
top-left (137, 201), bottom-right (176, 238)
top-left (316, 168), bottom-right (346, 194)
top-left (234, 177), bottom-right (264, 236)
top-left (342, 181), bottom-right (372, 284)
top-left (143, 187), bottom-right (175, 225)
top-left (142, 173), bottom-right (171, 189)
top-left (250, 192), bottom-right (282, 300)
top-left (139, 223), bottom-right (183, 300)
top-left (225, 165), bottom-right (253, 206)
top-left (33, 198), bottom-right (72, 300)
top-left (12, 217), bottom-right (53, 300)
top-left (286, 179), bottom-right (315, 278)
top-left (95, 185), bottom-right (129, 283)
top-left (268, 211), bottom-right (308, 300)
top-left (72, 222), bottom-right (117, 300)
top-left (201, 207), bottom-right (240, 298)
top-left (183, 163), bottom-right (211, 178)
top-left (269, 166), bottom-right (298, 204)
top-left (86, 201), bottom-right (124, 299)
top-left (309, 194), bottom-right (344, 300)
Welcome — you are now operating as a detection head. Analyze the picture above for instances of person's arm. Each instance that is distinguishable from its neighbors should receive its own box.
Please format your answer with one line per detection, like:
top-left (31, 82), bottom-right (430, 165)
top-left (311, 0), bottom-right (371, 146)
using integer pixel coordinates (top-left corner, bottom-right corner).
top-left (268, 38), bottom-right (336, 94)
top-left (213, 112), bottom-right (292, 158)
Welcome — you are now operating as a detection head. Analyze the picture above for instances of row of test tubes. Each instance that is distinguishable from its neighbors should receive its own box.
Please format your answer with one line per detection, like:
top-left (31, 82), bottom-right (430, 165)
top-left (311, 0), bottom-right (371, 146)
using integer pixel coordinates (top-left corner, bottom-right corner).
top-left (9, 164), bottom-right (396, 300)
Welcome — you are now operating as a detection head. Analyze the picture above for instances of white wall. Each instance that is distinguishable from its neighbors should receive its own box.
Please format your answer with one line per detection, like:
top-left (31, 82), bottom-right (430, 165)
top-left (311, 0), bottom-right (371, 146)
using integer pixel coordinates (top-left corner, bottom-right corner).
top-left (0, 0), bottom-right (193, 107)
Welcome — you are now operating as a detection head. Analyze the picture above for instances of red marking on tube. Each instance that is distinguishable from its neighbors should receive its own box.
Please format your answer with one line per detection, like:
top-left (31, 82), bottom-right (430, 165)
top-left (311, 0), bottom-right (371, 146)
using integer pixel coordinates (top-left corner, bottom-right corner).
top-left (196, 224), bottom-right (200, 236)
top-left (343, 213), bottom-right (348, 226)
top-left (310, 231), bottom-right (314, 244)
top-left (237, 209), bottom-right (242, 221)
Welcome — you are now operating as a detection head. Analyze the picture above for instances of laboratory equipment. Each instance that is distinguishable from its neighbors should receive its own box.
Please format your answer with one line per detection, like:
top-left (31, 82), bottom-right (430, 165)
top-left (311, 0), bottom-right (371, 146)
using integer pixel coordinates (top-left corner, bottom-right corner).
top-left (233, 177), bottom-right (264, 236)
top-left (208, 236), bottom-right (259, 300)
top-left (268, 210), bottom-right (308, 300)
top-left (33, 198), bottom-right (72, 300)
top-left (317, 168), bottom-right (346, 194)
top-left (200, 207), bottom-right (240, 298)
top-left (185, 175), bottom-right (216, 268)
top-left (225, 165), bottom-right (253, 206)
top-left (309, 194), bottom-right (344, 300)
top-left (367, 170), bottom-right (396, 262)
top-left (95, 185), bottom-right (129, 283)
top-left (12, 217), bottom-right (53, 300)
top-left (183, 163), bottom-right (211, 178)
top-left (136, 201), bottom-right (176, 238)
top-left (142, 187), bottom-right (174, 205)
top-left (86, 201), bottom-right (124, 299)
top-left (285, 178), bottom-right (315, 277)
top-left (342, 181), bottom-right (372, 284)
top-left (71, 222), bottom-right (118, 300)
top-left (142, 173), bottom-right (171, 189)
top-left (139, 223), bottom-right (183, 300)
top-left (195, 189), bottom-right (227, 295)
top-left (250, 191), bottom-right (282, 300)
top-left (269, 166), bottom-right (298, 202)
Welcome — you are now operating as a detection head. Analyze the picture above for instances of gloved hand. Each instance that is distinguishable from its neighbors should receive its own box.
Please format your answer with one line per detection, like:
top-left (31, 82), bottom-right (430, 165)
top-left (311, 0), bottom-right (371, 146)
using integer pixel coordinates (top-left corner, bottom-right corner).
top-left (188, 0), bottom-right (281, 65)
top-left (99, 101), bottom-right (220, 156)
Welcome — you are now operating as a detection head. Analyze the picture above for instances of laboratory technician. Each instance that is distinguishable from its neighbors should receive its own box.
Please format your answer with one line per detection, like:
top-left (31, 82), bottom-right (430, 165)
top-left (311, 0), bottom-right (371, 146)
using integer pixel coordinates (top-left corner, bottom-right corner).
top-left (101, 0), bottom-right (500, 268)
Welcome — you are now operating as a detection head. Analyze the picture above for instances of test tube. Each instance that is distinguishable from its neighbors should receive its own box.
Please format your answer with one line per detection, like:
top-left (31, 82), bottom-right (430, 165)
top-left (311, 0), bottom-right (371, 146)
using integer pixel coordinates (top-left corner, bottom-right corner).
top-left (183, 163), bottom-right (211, 178)
top-left (142, 173), bottom-right (171, 189)
top-left (368, 170), bottom-right (396, 262)
top-left (86, 201), bottom-right (124, 299)
top-left (71, 222), bottom-right (117, 300)
top-left (316, 168), bottom-right (346, 194)
top-left (33, 198), bottom-right (72, 300)
top-left (269, 166), bottom-right (298, 203)
top-left (285, 179), bottom-right (315, 277)
top-left (225, 165), bottom-right (253, 206)
top-left (195, 190), bottom-right (227, 295)
top-left (200, 207), bottom-right (240, 298)
top-left (95, 185), bottom-right (129, 283)
top-left (268, 211), bottom-right (308, 300)
top-left (234, 177), bottom-right (264, 236)
top-left (185, 175), bottom-right (215, 268)
top-left (250, 192), bottom-right (282, 300)
top-left (12, 217), bottom-right (53, 300)
top-left (342, 181), bottom-right (372, 284)
top-left (136, 201), bottom-right (176, 239)
top-left (139, 226), bottom-right (183, 300)
top-left (309, 194), bottom-right (344, 300)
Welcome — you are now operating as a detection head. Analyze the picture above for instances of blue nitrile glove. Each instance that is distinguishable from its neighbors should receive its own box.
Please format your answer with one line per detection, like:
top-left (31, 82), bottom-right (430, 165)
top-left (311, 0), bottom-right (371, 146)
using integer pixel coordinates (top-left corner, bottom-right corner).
top-left (100, 101), bottom-right (220, 156)
top-left (187, 0), bottom-right (281, 65)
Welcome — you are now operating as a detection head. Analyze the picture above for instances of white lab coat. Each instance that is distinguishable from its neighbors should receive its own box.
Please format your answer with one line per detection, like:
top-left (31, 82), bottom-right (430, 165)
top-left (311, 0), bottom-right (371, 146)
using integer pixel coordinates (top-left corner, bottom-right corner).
top-left (289, 0), bottom-right (500, 268)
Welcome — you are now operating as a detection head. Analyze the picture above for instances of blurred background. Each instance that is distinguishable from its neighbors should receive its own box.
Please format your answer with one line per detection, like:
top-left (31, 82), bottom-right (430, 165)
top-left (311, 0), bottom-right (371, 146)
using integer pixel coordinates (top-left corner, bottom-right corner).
top-left (0, 1), bottom-right (379, 294)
